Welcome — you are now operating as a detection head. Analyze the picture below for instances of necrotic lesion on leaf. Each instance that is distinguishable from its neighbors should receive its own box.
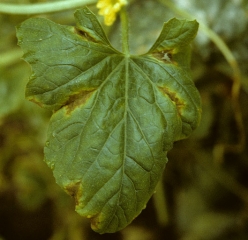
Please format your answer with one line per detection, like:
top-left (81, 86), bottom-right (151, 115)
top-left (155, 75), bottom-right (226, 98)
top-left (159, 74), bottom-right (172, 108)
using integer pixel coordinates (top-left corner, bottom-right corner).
top-left (152, 50), bottom-right (175, 64)
top-left (63, 89), bottom-right (97, 115)
top-left (64, 181), bottom-right (81, 205)
top-left (158, 86), bottom-right (185, 110)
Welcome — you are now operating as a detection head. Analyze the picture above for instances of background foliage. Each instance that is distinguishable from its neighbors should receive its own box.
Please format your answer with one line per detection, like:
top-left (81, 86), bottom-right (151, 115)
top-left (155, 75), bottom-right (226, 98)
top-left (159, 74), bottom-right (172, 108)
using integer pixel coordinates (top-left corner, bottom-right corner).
top-left (1, 0), bottom-right (248, 239)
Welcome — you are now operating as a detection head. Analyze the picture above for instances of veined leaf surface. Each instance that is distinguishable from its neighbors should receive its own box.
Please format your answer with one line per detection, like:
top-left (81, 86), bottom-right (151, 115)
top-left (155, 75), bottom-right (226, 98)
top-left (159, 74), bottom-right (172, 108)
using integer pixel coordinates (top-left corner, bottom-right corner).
top-left (16, 7), bottom-right (201, 233)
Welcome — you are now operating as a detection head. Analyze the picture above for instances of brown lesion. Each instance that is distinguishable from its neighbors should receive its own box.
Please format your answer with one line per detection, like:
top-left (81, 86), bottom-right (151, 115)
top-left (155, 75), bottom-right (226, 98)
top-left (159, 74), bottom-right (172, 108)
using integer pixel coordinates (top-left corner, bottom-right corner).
top-left (90, 213), bottom-right (102, 231)
top-left (64, 181), bottom-right (81, 205)
top-left (27, 96), bottom-right (44, 108)
top-left (158, 86), bottom-right (185, 112)
top-left (74, 27), bottom-right (98, 43)
top-left (152, 50), bottom-right (174, 64)
top-left (64, 89), bottom-right (96, 115)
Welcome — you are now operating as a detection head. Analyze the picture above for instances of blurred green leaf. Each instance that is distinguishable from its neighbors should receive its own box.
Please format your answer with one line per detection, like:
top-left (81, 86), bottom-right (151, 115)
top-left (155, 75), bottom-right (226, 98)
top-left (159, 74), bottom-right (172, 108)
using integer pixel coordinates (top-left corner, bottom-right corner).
top-left (16, 7), bottom-right (201, 233)
top-left (0, 64), bottom-right (28, 120)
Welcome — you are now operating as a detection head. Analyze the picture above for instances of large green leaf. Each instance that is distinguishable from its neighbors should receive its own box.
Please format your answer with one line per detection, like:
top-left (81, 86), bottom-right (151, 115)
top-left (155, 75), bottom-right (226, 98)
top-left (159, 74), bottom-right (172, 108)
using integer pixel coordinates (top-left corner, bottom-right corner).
top-left (16, 7), bottom-right (201, 233)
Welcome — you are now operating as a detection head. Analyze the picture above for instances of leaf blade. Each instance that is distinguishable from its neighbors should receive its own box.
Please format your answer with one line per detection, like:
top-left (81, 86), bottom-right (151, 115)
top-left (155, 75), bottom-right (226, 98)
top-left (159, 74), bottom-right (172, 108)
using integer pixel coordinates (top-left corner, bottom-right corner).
top-left (16, 7), bottom-right (201, 233)
top-left (17, 16), bottom-right (117, 110)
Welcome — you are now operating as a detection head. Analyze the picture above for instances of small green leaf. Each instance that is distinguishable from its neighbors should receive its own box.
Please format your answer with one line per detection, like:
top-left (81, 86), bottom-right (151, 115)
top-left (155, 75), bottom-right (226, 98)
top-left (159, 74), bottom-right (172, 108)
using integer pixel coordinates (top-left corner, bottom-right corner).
top-left (148, 18), bottom-right (199, 52)
top-left (74, 7), bottom-right (112, 47)
top-left (16, 7), bottom-right (201, 233)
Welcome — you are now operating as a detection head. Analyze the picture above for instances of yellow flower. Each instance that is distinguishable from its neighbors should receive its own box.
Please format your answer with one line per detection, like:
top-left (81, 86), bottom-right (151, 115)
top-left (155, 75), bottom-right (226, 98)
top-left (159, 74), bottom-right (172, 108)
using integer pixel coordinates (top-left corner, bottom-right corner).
top-left (97, 0), bottom-right (128, 26)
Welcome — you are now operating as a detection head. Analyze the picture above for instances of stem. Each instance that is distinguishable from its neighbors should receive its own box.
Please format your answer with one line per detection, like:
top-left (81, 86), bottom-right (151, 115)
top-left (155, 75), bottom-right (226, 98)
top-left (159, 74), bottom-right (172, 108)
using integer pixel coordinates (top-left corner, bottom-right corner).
top-left (120, 7), bottom-right (130, 55)
top-left (0, 0), bottom-right (97, 15)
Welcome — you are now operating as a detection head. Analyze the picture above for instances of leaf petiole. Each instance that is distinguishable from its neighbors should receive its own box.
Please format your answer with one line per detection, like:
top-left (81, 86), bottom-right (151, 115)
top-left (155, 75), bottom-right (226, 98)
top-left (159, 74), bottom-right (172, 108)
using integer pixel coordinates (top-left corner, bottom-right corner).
top-left (120, 6), bottom-right (130, 55)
